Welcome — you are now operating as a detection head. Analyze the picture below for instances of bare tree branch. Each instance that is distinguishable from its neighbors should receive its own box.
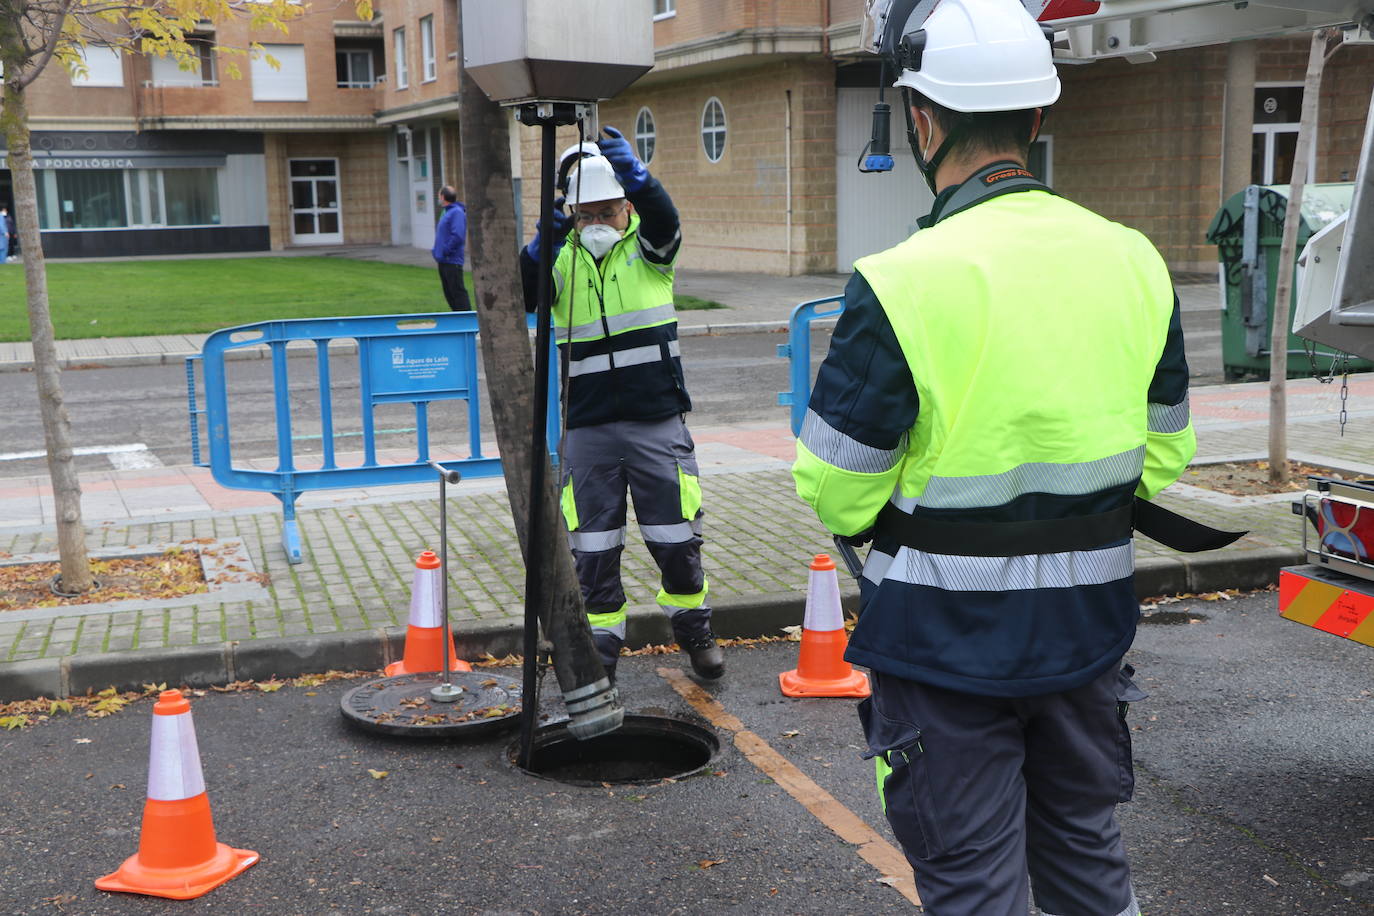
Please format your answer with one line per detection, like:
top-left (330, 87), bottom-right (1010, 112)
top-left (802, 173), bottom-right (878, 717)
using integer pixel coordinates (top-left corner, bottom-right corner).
top-left (16, 0), bottom-right (73, 88)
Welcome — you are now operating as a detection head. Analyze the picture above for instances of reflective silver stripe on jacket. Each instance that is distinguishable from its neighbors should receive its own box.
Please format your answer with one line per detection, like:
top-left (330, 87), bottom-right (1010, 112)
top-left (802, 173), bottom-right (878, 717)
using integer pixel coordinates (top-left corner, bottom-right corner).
top-left (1147, 396), bottom-right (1191, 434)
top-left (892, 446), bottom-right (1146, 511)
top-left (565, 303), bottom-right (678, 341)
top-left (638, 231), bottom-right (681, 274)
top-left (568, 340), bottom-right (681, 378)
top-left (569, 527), bottom-right (627, 552)
top-left (552, 266), bottom-right (566, 300)
top-left (799, 408), bottom-right (906, 474)
top-left (861, 542), bottom-right (1134, 591)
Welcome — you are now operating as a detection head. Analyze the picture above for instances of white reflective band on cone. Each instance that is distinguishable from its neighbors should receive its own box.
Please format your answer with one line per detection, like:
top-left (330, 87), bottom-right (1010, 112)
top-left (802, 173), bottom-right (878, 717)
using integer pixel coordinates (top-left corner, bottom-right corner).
top-left (147, 713), bottom-right (207, 801)
top-left (408, 565), bottom-right (443, 629)
top-left (804, 564), bottom-right (845, 632)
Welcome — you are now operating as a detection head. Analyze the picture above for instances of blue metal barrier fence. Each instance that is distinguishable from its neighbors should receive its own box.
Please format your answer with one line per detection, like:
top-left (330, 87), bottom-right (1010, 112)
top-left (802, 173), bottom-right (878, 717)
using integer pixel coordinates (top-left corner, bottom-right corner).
top-left (776, 295), bottom-right (846, 437)
top-left (186, 312), bottom-right (559, 563)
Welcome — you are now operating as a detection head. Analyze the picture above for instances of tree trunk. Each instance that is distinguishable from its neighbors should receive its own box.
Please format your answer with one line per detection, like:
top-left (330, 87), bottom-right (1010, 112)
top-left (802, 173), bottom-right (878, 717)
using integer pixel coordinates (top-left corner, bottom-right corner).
top-left (1267, 30), bottom-right (1329, 486)
top-left (3, 78), bottom-right (93, 591)
top-left (455, 67), bottom-right (607, 696)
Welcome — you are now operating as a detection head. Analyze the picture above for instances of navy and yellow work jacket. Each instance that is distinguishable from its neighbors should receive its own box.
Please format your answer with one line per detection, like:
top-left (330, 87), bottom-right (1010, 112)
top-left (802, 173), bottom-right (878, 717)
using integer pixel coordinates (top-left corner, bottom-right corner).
top-left (520, 178), bottom-right (688, 429)
top-left (793, 162), bottom-right (1196, 698)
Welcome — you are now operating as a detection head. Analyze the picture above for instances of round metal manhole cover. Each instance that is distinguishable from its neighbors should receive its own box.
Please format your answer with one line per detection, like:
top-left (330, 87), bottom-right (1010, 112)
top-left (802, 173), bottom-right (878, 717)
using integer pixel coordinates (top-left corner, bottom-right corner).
top-left (340, 671), bottom-right (522, 739)
top-left (510, 714), bottom-right (720, 786)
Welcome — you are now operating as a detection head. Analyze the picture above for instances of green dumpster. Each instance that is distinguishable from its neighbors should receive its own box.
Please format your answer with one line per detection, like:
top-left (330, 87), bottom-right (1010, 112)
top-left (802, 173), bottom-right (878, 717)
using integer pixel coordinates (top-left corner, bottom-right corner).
top-left (1206, 182), bottom-right (1372, 381)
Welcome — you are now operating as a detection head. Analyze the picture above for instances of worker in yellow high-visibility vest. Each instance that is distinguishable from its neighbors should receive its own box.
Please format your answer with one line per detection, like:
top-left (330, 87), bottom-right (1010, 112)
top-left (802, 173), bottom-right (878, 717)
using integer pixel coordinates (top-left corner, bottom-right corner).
top-left (793, 1), bottom-right (1195, 913)
top-left (520, 128), bottom-right (722, 686)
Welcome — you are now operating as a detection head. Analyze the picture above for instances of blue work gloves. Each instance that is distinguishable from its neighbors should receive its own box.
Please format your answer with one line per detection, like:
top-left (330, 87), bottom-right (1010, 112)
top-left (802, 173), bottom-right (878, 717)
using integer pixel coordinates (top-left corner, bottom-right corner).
top-left (597, 126), bottom-right (650, 194)
top-left (525, 196), bottom-right (572, 262)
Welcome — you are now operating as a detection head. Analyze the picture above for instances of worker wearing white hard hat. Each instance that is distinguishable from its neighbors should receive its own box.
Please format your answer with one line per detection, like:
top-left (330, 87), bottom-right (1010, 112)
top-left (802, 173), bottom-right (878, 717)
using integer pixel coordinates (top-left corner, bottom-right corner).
top-left (795, 1), bottom-right (1196, 914)
top-left (519, 127), bottom-right (722, 687)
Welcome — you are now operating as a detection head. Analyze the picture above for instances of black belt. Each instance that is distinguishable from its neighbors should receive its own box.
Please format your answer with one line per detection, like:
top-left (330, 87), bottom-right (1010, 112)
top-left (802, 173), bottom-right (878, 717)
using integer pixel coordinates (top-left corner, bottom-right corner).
top-left (874, 499), bottom-right (1245, 558)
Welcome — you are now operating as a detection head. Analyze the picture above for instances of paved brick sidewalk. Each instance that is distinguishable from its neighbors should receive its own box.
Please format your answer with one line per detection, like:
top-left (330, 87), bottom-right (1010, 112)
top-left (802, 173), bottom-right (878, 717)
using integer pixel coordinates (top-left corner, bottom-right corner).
top-left (4, 374), bottom-right (1374, 701)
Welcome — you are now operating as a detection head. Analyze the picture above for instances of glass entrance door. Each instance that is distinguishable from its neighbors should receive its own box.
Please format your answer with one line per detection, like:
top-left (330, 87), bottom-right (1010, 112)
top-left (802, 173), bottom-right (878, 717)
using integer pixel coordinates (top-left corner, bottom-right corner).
top-left (407, 129), bottom-right (434, 250)
top-left (289, 158), bottom-right (343, 245)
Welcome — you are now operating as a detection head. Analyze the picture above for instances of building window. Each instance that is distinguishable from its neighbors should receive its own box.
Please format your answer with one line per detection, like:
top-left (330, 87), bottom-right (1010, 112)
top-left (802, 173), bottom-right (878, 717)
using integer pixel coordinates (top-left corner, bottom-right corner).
top-left (336, 48), bottom-right (375, 88)
top-left (701, 97), bottom-right (726, 162)
top-left (420, 16), bottom-right (436, 82)
top-left (1252, 83), bottom-right (1312, 185)
top-left (654, 0), bottom-right (675, 20)
top-left (149, 38), bottom-right (217, 87)
top-left (633, 107), bottom-right (656, 165)
top-left (127, 170), bottom-right (163, 226)
top-left (35, 167), bottom-right (223, 230)
top-left (393, 27), bottom-right (408, 89)
top-left (251, 44), bottom-right (307, 101)
top-left (53, 170), bottom-right (128, 228)
top-left (70, 46), bottom-right (124, 87)
top-left (163, 168), bottom-right (221, 225)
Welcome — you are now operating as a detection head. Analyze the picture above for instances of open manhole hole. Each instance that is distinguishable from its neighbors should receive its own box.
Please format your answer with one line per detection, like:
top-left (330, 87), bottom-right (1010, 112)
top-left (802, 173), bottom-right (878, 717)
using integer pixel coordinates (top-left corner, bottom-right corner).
top-left (510, 714), bottom-right (720, 786)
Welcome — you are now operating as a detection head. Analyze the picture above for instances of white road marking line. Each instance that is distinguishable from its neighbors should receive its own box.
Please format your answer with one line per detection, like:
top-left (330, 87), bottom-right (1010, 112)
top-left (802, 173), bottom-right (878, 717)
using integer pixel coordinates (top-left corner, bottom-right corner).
top-left (108, 447), bottom-right (164, 470)
top-left (0, 443), bottom-right (158, 464)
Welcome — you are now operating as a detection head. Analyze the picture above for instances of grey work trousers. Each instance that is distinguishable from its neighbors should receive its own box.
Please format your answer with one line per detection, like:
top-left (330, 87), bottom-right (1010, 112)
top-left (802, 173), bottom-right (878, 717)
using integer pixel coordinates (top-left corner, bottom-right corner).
top-left (558, 415), bottom-right (710, 644)
top-left (859, 665), bottom-right (1145, 916)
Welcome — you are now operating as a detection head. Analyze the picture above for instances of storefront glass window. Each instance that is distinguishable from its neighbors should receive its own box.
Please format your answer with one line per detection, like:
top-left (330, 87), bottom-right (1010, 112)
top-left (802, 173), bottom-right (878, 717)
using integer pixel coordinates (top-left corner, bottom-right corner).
top-left (163, 168), bottom-right (221, 225)
top-left (55, 170), bottom-right (127, 228)
top-left (33, 165), bottom-right (223, 230)
top-left (35, 174), bottom-right (50, 229)
top-left (128, 169), bottom-right (166, 226)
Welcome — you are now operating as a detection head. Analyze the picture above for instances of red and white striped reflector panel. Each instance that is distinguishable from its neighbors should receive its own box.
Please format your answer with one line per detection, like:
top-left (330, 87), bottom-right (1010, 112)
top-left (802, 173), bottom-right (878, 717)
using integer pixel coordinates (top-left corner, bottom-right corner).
top-left (1279, 566), bottom-right (1374, 648)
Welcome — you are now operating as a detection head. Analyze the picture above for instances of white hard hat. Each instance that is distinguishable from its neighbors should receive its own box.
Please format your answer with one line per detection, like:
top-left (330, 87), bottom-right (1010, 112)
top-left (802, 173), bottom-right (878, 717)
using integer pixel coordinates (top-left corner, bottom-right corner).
top-left (558, 141), bottom-right (601, 172)
top-left (892, 0), bottom-right (1060, 113)
top-left (566, 155), bottom-right (625, 205)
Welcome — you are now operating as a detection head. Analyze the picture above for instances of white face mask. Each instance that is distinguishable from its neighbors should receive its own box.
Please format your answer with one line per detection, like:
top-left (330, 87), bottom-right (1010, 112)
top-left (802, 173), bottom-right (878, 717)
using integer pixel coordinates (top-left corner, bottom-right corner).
top-left (578, 223), bottom-right (622, 259)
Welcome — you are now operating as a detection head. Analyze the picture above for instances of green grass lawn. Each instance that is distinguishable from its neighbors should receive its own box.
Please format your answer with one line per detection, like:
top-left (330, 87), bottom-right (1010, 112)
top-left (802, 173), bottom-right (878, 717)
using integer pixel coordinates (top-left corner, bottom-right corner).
top-left (0, 257), bottom-right (727, 342)
top-left (0, 258), bottom-right (467, 342)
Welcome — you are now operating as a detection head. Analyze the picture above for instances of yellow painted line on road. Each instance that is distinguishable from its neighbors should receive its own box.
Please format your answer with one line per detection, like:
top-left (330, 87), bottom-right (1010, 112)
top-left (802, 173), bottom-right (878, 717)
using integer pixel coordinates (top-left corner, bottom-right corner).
top-left (657, 667), bottom-right (922, 908)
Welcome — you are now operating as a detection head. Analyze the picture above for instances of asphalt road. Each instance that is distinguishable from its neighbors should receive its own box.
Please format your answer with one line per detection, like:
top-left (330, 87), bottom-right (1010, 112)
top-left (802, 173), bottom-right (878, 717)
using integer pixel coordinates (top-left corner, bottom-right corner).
top-left (0, 307), bottom-right (1222, 481)
top-left (4, 590), bottom-right (1373, 915)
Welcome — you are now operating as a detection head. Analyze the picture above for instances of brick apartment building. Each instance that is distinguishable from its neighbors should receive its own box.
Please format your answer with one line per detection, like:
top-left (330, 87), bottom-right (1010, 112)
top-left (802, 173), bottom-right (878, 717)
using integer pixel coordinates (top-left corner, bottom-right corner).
top-left (536, 0), bottom-right (1374, 275)
top-left (3, 0), bottom-right (1371, 274)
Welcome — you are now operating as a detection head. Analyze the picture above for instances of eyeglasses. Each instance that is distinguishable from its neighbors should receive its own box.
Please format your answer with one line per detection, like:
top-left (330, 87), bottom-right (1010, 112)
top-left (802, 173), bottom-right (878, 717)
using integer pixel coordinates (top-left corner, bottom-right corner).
top-left (572, 204), bottom-right (627, 225)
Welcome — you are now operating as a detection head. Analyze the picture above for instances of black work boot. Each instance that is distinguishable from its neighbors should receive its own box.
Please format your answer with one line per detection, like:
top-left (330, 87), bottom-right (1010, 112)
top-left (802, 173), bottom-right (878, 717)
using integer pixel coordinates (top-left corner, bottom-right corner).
top-left (593, 632), bottom-right (623, 685)
top-left (680, 633), bottom-right (724, 680)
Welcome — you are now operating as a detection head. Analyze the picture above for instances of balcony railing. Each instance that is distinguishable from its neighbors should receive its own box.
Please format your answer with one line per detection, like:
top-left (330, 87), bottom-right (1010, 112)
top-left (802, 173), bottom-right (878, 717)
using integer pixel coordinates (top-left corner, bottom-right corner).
top-left (143, 79), bottom-right (220, 89)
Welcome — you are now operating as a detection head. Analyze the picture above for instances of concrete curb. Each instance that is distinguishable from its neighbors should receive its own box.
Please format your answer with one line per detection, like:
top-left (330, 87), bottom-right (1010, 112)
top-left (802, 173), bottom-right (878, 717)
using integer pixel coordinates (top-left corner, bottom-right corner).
top-left (0, 319), bottom-right (805, 374)
top-left (0, 548), bottom-right (1304, 703)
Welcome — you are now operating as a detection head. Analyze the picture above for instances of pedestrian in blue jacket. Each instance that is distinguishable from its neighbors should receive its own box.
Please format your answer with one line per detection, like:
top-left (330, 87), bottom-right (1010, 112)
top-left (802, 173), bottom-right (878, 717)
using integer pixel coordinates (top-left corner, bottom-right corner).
top-left (432, 187), bottom-right (469, 311)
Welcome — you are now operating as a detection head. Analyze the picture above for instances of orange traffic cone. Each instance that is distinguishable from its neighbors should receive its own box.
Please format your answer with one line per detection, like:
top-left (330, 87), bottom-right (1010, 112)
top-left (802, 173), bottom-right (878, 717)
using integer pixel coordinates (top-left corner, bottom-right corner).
top-left (96, 690), bottom-right (258, 899)
top-left (385, 550), bottom-right (471, 676)
top-left (779, 554), bottom-right (871, 698)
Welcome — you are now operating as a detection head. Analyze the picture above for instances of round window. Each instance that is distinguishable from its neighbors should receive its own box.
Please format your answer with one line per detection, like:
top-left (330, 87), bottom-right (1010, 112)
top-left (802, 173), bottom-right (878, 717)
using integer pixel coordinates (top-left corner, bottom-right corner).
top-left (700, 97), bottom-right (726, 163)
top-left (634, 107), bottom-right (656, 165)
